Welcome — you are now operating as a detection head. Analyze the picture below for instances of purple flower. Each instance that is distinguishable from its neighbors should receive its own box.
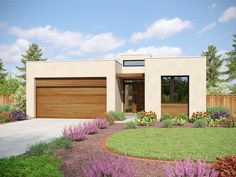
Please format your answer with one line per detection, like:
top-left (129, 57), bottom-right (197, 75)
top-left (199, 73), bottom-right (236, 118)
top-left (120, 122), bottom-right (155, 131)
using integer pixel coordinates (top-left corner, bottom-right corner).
top-left (211, 111), bottom-right (229, 120)
top-left (62, 125), bottom-right (87, 141)
top-left (11, 111), bottom-right (27, 121)
top-left (83, 121), bottom-right (99, 134)
top-left (83, 154), bottom-right (135, 177)
top-left (94, 119), bottom-right (108, 129)
top-left (164, 156), bottom-right (218, 177)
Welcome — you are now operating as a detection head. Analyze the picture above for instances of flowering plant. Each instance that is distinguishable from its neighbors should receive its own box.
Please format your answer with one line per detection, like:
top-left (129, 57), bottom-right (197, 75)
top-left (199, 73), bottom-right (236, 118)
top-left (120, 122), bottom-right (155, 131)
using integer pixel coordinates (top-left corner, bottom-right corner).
top-left (83, 121), bottom-right (99, 134)
top-left (62, 125), bottom-right (87, 141)
top-left (136, 111), bottom-right (157, 126)
top-left (191, 111), bottom-right (209, 122)
top-left (94, 119), bottom-right (108, 129)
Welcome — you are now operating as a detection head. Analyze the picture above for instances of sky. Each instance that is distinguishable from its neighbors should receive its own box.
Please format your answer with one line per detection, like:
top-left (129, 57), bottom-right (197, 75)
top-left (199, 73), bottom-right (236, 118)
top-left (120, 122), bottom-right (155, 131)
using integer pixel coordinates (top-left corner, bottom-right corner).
top-left (0, 0), bottom-right (236, 75)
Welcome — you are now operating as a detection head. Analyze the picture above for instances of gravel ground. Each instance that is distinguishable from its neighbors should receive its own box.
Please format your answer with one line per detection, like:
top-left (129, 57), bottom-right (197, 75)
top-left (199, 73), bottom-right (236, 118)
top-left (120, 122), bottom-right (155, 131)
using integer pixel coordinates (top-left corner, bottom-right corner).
top-left (56, 123), bottom-right (170, 177)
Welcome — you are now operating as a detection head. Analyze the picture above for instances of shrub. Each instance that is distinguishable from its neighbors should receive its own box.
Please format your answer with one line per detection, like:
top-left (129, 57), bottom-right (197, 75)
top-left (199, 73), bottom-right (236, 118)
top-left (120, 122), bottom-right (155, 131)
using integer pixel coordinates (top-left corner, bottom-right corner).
top-left (84, 154), bottom-right (135, 177)
top-left (191, 111), bottom-right (209, 122)
top-left (160, 113), bottom-right (173, 122)
top-left (94, 119), bottom-right (108, 129)
top-left (27, 137), bottom-right (72, 156)
top-left (83, 121), bottom-right (99, 134)
top-left (125, 121), bottom-right (137, 129)
top-left (0, 105), bottom-right (16, 113)
top-left (98, 113), bottom-right (114, 125)
top-left (11, 110), bottom-right (27, 121)
top-left (207, 118), bottom-right (224, 127)
top-left (162, 119), bottom-right (174, 128)
top-left (0, 114), bottom-right (12, 123)
top-left (0, 155), bottom-right (63, 177)
top-left (211, 112), bottom-right (229, 120)
top-left (223, 115), bottom-right (236, 128)
top-left (164, 156), bottom-right (218, 177)
top-left (214, 155), bottom-right (236, 177)
top-left (62, 125), bottom-right (87, 141)
top-left (107, 111), bottom-right (125, 121)
top-left (174, 113), bottom-right (188, 126)
top-left (135, 111), bottom-right (157, 126)
top-left (194, 119), bottom-right (208, 128)
top-left (11, 85), bottom-right (26, 112)
top-left (207, 106), bottom-right (230, 116)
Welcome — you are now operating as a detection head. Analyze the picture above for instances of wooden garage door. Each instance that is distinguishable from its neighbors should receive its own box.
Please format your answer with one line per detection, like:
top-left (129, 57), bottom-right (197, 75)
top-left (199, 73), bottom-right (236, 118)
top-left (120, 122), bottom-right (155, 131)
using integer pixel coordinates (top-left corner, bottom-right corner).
top-left (36, 78), bottom-right (106, 118)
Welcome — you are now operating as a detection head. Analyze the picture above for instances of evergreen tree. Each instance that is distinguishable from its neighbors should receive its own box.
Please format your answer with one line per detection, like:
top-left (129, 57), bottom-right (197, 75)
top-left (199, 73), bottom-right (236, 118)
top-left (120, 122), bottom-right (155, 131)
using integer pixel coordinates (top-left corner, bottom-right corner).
top-left (224, 34), bottom-right (236, 82)
top-left (0, 59), bottom-right (7, 83)
top-left (202, 45), bottom-right (223, 88)
top-left (16, 43), bottom-right (46, 82)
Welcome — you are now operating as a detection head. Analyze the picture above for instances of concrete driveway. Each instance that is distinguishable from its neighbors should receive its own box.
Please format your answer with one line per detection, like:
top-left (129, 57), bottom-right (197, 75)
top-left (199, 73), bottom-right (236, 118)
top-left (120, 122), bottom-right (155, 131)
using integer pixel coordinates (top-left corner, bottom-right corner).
top-left (0, 118), bottom-right (90, 158)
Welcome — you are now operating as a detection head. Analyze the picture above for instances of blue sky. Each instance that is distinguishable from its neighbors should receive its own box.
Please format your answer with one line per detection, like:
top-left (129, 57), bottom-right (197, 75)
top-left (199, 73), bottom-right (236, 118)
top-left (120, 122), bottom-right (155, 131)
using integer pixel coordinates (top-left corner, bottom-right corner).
top-left (0, 0), bottom-right (236, 74)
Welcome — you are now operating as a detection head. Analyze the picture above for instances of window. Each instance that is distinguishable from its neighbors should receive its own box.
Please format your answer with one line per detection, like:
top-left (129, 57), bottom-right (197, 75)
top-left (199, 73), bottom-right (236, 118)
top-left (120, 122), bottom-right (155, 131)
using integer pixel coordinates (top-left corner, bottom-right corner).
top-left (161, 76), bottom-right (189, 103)
top-left (123, 60), bottom-right (145, 67)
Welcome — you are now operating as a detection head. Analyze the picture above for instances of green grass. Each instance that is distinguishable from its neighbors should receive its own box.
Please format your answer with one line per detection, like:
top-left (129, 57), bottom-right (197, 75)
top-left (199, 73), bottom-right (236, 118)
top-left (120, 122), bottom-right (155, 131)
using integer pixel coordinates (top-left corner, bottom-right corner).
top-left (107, 128), bottom-right (236, 162)
top-left (0, 137), bottom-right (72, 177)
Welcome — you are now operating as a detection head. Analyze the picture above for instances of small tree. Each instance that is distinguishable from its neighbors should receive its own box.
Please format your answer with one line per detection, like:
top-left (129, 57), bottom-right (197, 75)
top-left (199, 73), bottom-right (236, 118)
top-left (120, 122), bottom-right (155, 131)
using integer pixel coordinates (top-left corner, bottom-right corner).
top-left (224, 34), bottom-right (236, 82)
top-left (11, 85), bottom-right (26, 113)
top-left (16, 43), bottom-right (46, 82)
top-left (202, 45), bottom-right (223, 88)
top-left (0, 59), bottom-right (7, 84)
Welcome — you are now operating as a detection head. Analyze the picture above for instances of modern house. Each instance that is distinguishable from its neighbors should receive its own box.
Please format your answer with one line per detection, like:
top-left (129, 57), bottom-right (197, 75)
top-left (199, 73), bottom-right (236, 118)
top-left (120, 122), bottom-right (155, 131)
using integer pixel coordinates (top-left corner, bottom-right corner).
top-left (26, 54), bottom-right (206, 119)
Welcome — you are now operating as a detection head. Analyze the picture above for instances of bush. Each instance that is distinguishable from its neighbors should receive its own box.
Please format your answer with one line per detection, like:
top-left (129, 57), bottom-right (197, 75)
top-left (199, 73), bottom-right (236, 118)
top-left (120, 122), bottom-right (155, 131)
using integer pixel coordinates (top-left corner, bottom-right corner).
top-left (191, 111), bottom-right (209, 122)
top-left (107, 111), bottom-right (125, 121)
top-left (135, 111), bottom-right (157, 126)
top-left (27, 137), bottom-right (72, 156)
top-left (0, 105), bottom-right (16, 113)
top-left (125, 121), bottom-right (137, 129)
top-left (160, 113), bottom-right (173, 122)
top-left (164, 156), bottom-right (218, 177)
top-left (94, 119), bottom-right (108, 129)
top-left (97, 114), bottom-right (115, 125)
top-left (0, 155), bottom-right (63, 177)
top-left (174, 113), bottom-right (188, 126)
top-left (11, 85), bottom-right (26, 113)
top-left (207, 106), bottom-right (230, 116)
top-left (11, 110), bottom-right (27, 121)
top-left (83, 121), bottom-right (99, 134)
top-left (223, 115), bottom-right (236, 128)
top-left (214, 155), bottom-right (236, 177)
top-left (208, 118), bottom-right (224, 127)
top-left (62, 125), bottom-right (87, 141)
top-left (162, 119), bottom-right (173, 128)
top-left (194, 119), bottom-right (208, 128)
top-left (0, 114), bottom-right (12, 123)
top-left (211, 112), bottom-right (230, 120)
top-left (83, 154), bottom-right (135, 177)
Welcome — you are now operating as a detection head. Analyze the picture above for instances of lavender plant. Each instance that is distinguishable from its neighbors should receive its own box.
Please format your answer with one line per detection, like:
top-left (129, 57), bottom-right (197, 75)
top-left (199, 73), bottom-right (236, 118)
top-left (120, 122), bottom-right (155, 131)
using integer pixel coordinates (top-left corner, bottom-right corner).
top-left (95, 119), bottom-right (108, 129)
top-left (164, 156), bottom-right (218, 177)
top-left (84, 154), bottom-right (135, 177)
top-left (11, 111), bottom-right (27, 121)
top-left (62, 125), bottom-right (87, 141)
top-left (83, 121), bottom-right (99, 134)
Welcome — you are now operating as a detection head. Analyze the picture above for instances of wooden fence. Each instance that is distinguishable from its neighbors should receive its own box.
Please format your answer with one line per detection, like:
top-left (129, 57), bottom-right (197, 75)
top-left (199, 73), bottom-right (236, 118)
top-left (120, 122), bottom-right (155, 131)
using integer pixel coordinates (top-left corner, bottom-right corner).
top-left (207, 94), bottom-right (236, 114)
top-left (0, 94), bottom-right (13, 105)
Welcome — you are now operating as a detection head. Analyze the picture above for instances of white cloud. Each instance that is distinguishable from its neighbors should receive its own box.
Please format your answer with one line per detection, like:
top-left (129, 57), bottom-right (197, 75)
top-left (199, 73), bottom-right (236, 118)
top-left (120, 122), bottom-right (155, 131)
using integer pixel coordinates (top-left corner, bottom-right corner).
top-left (199, 22), bottom-right (216, 33)
top-left (8, 25), bottom-right (125, 55)
top-left (0, 38), bottom-right (29, 64)
top-left (219, 6), bottom-right (236, 23)
top-left (130, 18), bottom-right (192, 42)
top-left (105, 46), bottom-right (182, 59)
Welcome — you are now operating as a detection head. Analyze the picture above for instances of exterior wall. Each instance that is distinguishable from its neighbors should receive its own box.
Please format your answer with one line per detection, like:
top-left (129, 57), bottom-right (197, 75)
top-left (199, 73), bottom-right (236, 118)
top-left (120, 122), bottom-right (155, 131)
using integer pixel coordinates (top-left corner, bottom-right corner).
top-left (145, 57), bottom-right (206, 118)
top-left (26, 60), bottom-right (117, 118)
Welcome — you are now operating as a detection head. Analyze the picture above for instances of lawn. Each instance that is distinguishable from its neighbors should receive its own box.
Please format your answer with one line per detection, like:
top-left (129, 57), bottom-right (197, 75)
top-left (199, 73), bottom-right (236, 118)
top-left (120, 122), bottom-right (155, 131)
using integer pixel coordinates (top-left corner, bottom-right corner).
top-left (106, 128), bottom-right (236, 162)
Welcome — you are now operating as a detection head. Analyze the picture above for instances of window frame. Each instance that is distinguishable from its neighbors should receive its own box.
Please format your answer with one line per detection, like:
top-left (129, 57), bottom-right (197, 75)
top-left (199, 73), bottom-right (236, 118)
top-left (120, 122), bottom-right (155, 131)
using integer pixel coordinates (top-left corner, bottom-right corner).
top-left (123, 60), bottom-right (145, 67)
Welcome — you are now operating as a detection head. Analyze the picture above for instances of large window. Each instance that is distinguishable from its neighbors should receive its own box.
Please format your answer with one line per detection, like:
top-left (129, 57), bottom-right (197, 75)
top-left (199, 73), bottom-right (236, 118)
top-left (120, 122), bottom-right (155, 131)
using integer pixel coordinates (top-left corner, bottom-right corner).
top-left (123, 60), bottom-right (144, 67)
top-left (161, 76), bottom-right (189, 103)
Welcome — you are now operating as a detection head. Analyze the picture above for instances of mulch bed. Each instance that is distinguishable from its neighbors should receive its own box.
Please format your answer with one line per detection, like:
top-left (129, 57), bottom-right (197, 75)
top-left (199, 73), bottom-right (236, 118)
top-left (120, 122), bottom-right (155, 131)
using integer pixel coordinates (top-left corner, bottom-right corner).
top-left (56, 123), bottom-right (170, 177)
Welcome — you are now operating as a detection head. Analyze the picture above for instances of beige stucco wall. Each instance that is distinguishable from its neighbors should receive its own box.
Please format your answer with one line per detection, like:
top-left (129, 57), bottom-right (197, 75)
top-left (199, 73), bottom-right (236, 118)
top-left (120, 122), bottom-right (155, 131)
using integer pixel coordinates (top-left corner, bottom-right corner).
top-left (145, 57), bottom-right (206, 118)
top-left (26, 60), bottom-right (117, 118)
top-left (26, 55), bottom-right (206, 119)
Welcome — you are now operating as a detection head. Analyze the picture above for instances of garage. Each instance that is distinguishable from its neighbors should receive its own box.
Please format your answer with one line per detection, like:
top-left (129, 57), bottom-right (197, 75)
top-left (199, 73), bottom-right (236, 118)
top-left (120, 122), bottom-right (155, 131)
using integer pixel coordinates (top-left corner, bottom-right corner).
top-left (36, 78), bottom-right (106, 118)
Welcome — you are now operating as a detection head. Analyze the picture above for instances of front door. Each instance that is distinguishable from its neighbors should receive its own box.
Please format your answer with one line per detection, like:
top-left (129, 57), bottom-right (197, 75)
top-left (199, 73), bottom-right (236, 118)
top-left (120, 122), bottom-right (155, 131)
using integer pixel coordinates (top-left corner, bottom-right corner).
top-left (123, 79), bottom-right (144, 113)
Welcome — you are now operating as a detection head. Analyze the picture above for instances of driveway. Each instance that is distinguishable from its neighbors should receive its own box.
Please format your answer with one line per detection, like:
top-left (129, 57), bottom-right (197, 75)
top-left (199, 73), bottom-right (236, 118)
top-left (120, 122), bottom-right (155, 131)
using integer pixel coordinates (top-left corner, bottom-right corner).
top-left (0, 118), bottom-right (90, 158)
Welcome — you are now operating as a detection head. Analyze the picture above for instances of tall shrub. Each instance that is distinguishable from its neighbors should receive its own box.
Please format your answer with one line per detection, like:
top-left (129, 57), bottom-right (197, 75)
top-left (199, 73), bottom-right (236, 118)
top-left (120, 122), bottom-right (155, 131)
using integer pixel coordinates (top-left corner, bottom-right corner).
top-left (11, 85), bottom-right (26, 113)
